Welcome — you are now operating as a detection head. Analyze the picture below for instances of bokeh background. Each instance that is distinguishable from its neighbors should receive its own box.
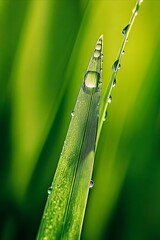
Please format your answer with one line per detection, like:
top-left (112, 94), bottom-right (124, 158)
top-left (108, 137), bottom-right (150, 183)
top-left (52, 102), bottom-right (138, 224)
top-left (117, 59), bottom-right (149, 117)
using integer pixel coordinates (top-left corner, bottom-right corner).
top-left (1, 0), bottom-right (160, 239)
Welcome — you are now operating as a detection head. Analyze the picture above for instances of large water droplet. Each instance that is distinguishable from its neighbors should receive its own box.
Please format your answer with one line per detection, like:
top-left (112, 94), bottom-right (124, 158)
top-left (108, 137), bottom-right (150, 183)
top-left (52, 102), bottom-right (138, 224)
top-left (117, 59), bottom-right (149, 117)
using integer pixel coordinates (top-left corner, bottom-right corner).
top-left (94, 50), bottom-right (101, 58)
top-left (95, 44), bottom-right (101, 51)
top-left (48, 186), bottom-right (52, 195)
top-left (112, 60), bottom-right (121, 72)
top-left (113, 78), bottom-right (116, 87)
top-left (122, 24), bottom-right (130, 36)
top-left (84, 71), bottom-right (98, 88)
top-left (108, 95), bottom-right (112, 103)
top-left (89, 180), bottom-right (94, 188)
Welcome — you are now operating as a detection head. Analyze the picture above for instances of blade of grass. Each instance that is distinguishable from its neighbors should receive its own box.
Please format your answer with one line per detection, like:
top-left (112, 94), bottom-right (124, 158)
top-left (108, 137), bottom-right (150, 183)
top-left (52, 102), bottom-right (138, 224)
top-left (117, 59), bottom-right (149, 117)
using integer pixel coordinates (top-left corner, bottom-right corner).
top-left (97, 0), bottom-right (143, 142)
top-left (37, 35), bottom-right (103, 240)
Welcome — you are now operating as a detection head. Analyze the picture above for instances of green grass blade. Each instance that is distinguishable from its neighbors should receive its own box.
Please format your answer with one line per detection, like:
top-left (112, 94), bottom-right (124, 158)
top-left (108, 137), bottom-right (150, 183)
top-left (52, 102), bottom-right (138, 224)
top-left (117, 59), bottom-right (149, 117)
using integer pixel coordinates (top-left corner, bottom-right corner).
top-left (97, 0), bottom-right (143, 142)
top-left (36, 35), bottom-right (103, 240)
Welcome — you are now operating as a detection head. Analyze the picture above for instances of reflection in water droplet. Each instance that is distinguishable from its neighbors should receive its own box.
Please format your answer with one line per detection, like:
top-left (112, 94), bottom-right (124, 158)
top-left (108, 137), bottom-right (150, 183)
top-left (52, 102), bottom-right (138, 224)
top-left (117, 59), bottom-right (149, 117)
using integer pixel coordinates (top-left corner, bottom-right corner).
top-left (94, 50), bottom-right (101, 58)
top-left (96, 44), bottom-right (101, 51)
top-left (48, 186), bottom-right (52, 195)
top-left (122, 50), bottom-right (125, 55)
top-left (71, 110), bottom-right (75, 117)
top-left (112, 60), bottom-right (121, 72)
top-left (108, 95), bottom-right (112, 103)
top-left (89, 180), bottom-right (94, 188)
top-left (113, 78), bottom-right (116, 87)
top-left (122, 24), bottom-right (130, 36)
top-left (85, 71), bottom-right (99, 88)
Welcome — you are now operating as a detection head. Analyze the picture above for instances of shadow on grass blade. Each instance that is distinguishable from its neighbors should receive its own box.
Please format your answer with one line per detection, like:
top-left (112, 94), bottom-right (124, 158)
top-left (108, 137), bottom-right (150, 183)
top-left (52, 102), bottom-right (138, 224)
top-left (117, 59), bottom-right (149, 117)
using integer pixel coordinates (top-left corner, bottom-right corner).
top-left (37, 35), bottom-right (103, 240)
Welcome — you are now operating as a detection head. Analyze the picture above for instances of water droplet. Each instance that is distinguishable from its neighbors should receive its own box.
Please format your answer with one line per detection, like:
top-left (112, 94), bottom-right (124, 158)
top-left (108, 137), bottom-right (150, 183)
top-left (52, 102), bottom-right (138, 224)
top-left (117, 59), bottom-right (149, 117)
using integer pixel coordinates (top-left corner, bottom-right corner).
top-left (135, 11), bottom-right (138, 16)
top-left (113, 78), bottom-right (116, 87)
top-left (112, 60), bottom-right (121, 72)
top-left (122, 24), bottom-right (130, 36)
top-left (71, 110), bottom-right (75, 117)
top-left (103, 111), bottom-right (107, 121)
top-left (84, 71), bottom-right (99, 88)
top-left (108, 95), bottom-right (112, 103)
top-left (118, 64), bottom-right (121, 69)
top-left (95, 44), bottom-right (101, 51)
top-left (48, 186), bottom-right (52, 195)
top-left (125, 38), bottom-right (129, 42)
top-left (133, 3), bottom-right (140, 15)
top-left (94, 50), bottom-right (101, 58)
top-left (89, 180), bottom-right (94, 188)
top-left (122, 50), bottom-right (125, 55)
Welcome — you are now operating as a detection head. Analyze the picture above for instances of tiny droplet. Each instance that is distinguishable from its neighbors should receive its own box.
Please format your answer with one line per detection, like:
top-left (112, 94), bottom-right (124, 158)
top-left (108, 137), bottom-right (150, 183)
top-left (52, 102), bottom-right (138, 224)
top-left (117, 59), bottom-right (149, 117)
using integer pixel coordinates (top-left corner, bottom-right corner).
top-left (95, 44), bottom-right (101, 51)
top-left (113, 78), bottom-right (116, 87)
top-left (122, 50), bottom-right (125, 55)
top-left (48, 186), bottom-right (52, 195)
top-left (108, 95), bottom-right (112, 103)
top-left (89, 180), bottom-right (94, 188)
top-left (71, 110), bottom-right (75, 117)
top-left (103, 111), bottom-right (107, 122)
top-left (122, 24), bottom-right (130, 36)
top-left (112, 60), bottom-right (121, 72)
top-left (94, 50), bottom-right (101, 58)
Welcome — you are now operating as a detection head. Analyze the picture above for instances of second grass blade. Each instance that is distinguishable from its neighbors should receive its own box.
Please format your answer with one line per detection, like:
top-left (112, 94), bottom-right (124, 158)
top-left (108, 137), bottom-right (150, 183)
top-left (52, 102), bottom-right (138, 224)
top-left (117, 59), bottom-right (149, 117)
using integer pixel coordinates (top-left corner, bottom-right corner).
top-left (37, 35), bottom-right (103, 240)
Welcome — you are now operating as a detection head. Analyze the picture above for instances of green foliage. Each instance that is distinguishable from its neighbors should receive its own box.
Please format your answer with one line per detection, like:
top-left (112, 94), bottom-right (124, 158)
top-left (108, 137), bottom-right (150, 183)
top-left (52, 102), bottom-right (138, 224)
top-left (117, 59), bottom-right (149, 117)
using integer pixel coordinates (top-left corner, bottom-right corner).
top-left (1, 0), bottom-right (160, 240)
top-left (37, 37), bottom-right (103, 239)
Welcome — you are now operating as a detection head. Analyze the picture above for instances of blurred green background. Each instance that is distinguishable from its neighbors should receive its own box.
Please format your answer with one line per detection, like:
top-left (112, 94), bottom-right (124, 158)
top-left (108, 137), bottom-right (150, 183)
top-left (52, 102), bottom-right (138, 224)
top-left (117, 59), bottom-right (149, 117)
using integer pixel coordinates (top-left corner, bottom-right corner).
top-left (1, 0), bottom-right (160, 239)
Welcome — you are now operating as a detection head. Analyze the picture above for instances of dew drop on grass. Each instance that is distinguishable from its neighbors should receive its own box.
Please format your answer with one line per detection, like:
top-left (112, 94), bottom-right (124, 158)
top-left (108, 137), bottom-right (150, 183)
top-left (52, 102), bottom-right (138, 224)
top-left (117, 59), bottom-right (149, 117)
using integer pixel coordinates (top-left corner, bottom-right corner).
top-left (94, 50), bottom-right (101, 58)
top-left (108, 95), bottom-right (112, 103)
top-left (89, 180), bottom-right (94, 188)
top-left (85, 71), bottom-right (99, 88)
top-left (71, 110), bottom-right (75, 117)
top-left (112, 60), bottom-right (121, 72)
top-left (48, 186), bottom-right (52, 195)
top-left (122, 50), bottom-right (125, 55)
top-left (95, 44), bottom-right (101, 51)
top-left (122, 24), bottom-right (130, 36)
top-left (103, 111), bottom-right (107, 122)
top-left (113, 78), bottom-right (116, 87)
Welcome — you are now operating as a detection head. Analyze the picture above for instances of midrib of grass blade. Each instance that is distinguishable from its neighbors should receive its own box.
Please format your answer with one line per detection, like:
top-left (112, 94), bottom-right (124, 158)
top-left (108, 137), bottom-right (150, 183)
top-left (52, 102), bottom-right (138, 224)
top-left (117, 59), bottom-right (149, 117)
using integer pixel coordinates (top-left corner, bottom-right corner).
top-left (37, 35), bottom-right (103, 240)
top-left (97, 0), bottom-right (143, 142)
